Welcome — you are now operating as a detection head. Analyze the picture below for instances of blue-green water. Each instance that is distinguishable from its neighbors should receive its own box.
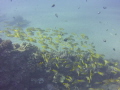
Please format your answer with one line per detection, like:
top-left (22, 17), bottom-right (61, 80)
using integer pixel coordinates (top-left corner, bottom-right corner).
top-left (0, 0), bottom-right (120, 59)
top-left (0, 1), bottom-right (120, 90)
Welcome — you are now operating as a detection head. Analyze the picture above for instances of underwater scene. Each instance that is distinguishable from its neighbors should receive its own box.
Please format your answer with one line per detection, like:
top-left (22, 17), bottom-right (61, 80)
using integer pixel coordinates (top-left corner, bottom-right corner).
top-left (0, 0), bottom-right (120, 90)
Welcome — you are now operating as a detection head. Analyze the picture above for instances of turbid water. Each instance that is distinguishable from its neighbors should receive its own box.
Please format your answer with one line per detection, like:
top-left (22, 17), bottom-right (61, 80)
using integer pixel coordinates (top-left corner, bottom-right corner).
top-left (0, 0), bottom-right (120, 60)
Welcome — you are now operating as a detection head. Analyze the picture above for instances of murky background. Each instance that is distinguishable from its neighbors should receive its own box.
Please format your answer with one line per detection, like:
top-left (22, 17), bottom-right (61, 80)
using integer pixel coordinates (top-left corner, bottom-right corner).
top-left (0, 0), bottom-right (120, 60)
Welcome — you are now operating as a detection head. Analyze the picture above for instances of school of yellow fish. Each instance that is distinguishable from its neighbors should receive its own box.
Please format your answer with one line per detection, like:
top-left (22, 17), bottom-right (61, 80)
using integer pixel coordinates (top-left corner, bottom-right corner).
top-left (0, 27), bottom-right (120, 90)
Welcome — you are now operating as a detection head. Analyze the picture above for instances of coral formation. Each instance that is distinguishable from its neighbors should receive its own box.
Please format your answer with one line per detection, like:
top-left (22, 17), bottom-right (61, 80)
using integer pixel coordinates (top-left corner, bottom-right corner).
top-left (6, 16), bottom-right (30, 28)
top-left (0, 27), bottom-right (120, 90)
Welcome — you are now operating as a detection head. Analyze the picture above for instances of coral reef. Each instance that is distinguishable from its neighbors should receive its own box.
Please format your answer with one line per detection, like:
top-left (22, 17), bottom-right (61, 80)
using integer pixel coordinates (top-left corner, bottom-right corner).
top-left (0, 39), bottom-right (13, 52)
top-left (7, 16), bottom-right (30, 28)
top-left (0, 39), bottom-right (39, 90)
top-left (0, 27), bottom-right (120, 90)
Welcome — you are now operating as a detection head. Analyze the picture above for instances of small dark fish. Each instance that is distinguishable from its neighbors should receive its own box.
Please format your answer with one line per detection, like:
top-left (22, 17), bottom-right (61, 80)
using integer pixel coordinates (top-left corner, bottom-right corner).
top-left (103, 7), bottom-right (107, 9)
top-left (115, 33), bottom-right (117, 35)
top-left (11, 0), bottom-right (12, 2)
top-left (103, 40), bottom-right (106, 42)
top-left (113, 48), bottom-right (115, 51)
top-left (99, 21), bottom-right (102, 23)
top-left (106, 29), bottom-right (108, 31)
top-left (64, 38), bottom-right (68, 42)
top-left (51, 4), bottom-right (55, 7)
top-left (86, 0), bottom-right (87, 2)
top-left (78, 7), bottom-right (80, 9)
top-left (55, 13), bottom-right (58, 18)
top-left (13, 17), bottom-right (15, 19)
